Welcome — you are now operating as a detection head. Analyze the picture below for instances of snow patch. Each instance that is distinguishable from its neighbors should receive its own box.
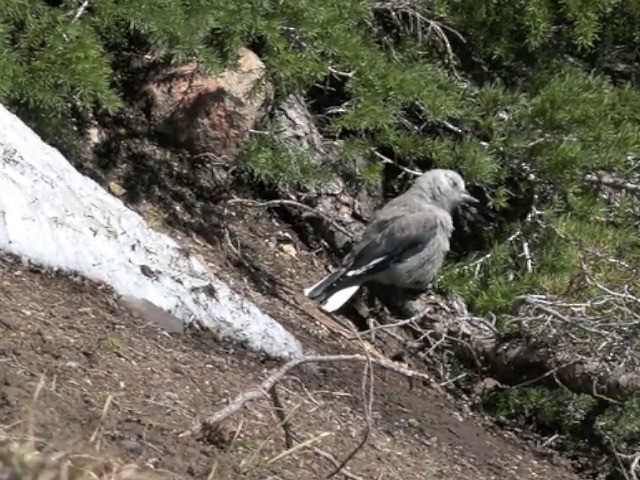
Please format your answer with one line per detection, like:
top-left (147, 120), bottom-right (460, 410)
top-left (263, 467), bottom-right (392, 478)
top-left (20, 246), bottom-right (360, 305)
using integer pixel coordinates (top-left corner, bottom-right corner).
top-left (0, 104), bottom-right (303, 360)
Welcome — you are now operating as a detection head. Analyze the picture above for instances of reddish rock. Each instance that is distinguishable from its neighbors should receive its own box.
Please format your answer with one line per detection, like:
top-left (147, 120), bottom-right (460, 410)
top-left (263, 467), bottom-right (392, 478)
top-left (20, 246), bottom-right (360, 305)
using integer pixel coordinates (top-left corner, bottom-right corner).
top-left (144, 48), bottom-right (274, 158)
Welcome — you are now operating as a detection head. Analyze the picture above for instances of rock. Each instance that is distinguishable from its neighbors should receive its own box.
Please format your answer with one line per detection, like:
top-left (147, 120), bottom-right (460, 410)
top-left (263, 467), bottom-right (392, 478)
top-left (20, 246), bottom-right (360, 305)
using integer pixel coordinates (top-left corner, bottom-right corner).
top-left (272, 93), bottom-right (344, 196)
top-left (144, 48), bottom-right (274, 157)
top-left (279, 242), bottom-right (297, 258)
top-left (271, 94), bottom-right (367, 253)
top-left (108, 181), bottom-right (126, 197)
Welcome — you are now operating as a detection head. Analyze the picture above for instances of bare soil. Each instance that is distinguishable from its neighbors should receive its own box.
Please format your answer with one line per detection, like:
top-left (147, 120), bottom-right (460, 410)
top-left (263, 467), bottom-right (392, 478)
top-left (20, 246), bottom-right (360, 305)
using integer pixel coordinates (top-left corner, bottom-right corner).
top-left (0, 204), bottom-right (582, 479)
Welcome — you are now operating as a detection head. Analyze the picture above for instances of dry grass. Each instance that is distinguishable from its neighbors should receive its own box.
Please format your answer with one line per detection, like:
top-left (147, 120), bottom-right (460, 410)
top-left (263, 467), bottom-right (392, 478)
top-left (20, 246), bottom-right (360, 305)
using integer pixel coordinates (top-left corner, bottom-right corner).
top-left (0, 438), bottom-right (161, 480)
top-left (0, 376), bottom-right (163, 480)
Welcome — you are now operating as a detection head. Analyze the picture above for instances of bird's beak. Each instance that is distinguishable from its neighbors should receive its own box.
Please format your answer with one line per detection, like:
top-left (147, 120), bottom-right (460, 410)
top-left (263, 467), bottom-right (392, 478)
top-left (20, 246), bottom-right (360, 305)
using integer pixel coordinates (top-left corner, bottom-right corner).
top-left (461, 191), bottom-right (479, 204)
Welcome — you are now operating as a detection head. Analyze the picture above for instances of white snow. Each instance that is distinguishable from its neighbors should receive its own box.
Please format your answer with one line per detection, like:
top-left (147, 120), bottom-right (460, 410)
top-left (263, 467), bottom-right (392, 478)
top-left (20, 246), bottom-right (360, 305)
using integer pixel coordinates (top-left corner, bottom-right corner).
top-left (0, 104), bottom-right (304, 360)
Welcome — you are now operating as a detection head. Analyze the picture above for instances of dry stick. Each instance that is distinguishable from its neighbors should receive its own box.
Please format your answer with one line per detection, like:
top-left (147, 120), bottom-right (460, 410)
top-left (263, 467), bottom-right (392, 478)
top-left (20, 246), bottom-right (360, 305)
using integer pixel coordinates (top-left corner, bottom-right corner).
top-left (269, 386), bottom-right (295, 449)
top-left (90, 393), bottom-right (117, 443)
top-left (630, 453), bottom-right (640, 480)
top-left (268, 352), bottom-right (372, 479)
top-left (584, 173), bottom-right (640, 194)
top-left (23, 375), bottom-right (46, 443)
top-left (354, 314), bottom-right (422, 337)
top-left (372, 150), bottom-right (423, 177)
top-left (71, 0), bottom-right (90, 22)
top-left (269, 395), bottom-right (365, 480)
top-left (312, 448), bottom-right (365, 480)
top-left (326, 346), bottom-right (374, 479)
top-left (180, 354), bottom-right (429, 438)
top-left (227, 198), bottom-right (356, 240)
top-left (522, 296), bottom-right (618, 339)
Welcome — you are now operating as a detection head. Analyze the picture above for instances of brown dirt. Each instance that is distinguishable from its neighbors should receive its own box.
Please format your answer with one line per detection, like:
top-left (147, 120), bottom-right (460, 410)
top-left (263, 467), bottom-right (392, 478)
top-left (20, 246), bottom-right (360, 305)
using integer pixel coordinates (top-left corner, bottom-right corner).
top-left (0, 204), bottom-right (582, 480)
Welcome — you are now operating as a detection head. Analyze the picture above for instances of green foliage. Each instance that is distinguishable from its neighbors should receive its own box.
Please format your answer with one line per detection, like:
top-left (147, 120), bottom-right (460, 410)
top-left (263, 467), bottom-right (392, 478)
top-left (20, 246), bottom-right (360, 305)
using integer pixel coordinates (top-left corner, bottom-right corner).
top-left (598, 399), bottom-right (640, 449)
top-left (443, 0), bottom-right (640, 65)
top-left (484, 387), bottom-right (595, 434)
top-left (239, 133), bottom-right (333, 192)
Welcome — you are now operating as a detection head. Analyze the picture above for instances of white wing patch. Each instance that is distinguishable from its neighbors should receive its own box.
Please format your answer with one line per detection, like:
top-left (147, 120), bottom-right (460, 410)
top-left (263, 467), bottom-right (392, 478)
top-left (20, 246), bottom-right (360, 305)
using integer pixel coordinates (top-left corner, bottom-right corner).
top-left (321, 285), bottom-right (361, 312)
top-left (345, 256), bottom-right (387, 277)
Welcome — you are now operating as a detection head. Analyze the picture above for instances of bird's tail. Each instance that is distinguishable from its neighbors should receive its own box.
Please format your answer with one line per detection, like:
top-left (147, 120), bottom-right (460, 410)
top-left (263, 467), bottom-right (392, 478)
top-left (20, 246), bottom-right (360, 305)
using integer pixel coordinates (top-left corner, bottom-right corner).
top-left (304, 268), bottom-right (363, 313)
top-left (319, 284), bottom-right (361, 312)
top-left (303, 268), bottom-right (346, 300)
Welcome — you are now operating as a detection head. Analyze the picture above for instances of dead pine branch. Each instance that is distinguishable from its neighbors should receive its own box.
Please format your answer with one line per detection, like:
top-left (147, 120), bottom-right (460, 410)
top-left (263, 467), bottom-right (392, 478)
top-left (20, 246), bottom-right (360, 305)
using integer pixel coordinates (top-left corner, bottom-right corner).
top-left (372, 150), bottom-right (423, 177)
top-left (584, 172), bottom-right (640, 194)
top-left (420, 293), bottom-right (640, 403)
top-left (180, 354), bottom-right (430, 439)
top-left (226, 197), bottom-right (356, 241)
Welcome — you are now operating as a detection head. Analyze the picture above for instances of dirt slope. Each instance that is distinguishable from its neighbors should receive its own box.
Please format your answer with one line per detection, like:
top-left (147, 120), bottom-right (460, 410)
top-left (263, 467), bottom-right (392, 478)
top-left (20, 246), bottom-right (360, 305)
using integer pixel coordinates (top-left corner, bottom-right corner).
top-left (0, 209), bottom-right (580, 480)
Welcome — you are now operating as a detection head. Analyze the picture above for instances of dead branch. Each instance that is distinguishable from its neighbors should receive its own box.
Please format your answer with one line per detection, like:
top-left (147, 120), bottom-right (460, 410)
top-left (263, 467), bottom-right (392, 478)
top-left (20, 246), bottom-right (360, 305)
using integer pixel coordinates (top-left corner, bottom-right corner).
top-left (439, 306), bottom-right (640, 402)
top-left (180, 354), bottom-right (430, 438)
top-left (270, 386), bottom-right (295, 449)
top-left (370, 0), bottom-right (462, 75)
top-left (267, 384), bottom-right (365, 480)
top-left (227, 198), bottom-right (356, 240)
top-left (372, 151), bottom-right (423, 177)
top-left (584, 172), bottom-right (640, 194)
top-left (71, 0), bottom-right (90, 22)
top-left (327, 344), bottom-right (374, 479)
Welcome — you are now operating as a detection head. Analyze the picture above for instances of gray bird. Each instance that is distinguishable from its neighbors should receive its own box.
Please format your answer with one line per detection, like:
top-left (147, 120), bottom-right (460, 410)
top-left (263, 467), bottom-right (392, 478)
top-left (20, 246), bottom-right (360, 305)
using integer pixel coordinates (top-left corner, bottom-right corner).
top-left (304, 169), bottom-right (478, 312)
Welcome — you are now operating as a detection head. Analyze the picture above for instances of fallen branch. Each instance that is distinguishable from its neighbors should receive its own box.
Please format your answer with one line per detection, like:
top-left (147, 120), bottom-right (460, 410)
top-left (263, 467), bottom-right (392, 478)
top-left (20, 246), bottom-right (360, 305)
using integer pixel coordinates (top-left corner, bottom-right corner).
top-left (268, 386), bottom-right (365, 480)
top-left (326, 347), bottom-right (374, 479)
top-left (180, 354), bottom-right (430, 438)
top-left (269, 386), bottom-right (295, 449)
top-left (227, 198), bottom-right (356, 240)
top-left (584, 172), bottom-right (640, 194)
top-left (438, 306), bottom-right (640, 402)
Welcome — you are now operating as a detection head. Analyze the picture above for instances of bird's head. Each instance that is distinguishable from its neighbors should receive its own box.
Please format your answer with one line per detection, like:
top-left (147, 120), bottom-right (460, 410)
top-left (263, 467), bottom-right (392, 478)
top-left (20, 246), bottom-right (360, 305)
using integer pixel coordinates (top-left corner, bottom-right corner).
top-left (411, 169), bottom-right (478, 212)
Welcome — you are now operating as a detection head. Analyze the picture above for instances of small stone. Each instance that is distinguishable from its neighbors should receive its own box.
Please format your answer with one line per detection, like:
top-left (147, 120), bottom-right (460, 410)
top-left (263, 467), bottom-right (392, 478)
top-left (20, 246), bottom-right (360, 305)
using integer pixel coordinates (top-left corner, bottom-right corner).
top-left (118, 439), bottom-right (143, 455)
top-left (280, 243), bottom-right (297, 257)
top-left (108, 181), bottom-right (126, 197)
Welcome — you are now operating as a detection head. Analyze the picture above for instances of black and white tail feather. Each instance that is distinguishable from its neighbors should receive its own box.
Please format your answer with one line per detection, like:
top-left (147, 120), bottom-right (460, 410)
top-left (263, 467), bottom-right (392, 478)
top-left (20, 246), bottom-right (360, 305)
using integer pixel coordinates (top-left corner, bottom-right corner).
top-left (304, 213), bottom-right (439, 312)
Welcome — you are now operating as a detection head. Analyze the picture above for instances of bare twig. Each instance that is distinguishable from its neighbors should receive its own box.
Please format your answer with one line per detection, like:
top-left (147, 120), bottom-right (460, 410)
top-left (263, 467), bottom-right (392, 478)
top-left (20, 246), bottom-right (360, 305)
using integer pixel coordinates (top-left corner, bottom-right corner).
top-left (328, 66), bottom-right (356, 78)
top-left (355, 313), bottom-right (423, 337)
top-left (268, 382), bottom-right (364, 479)
top-left (71, 0), bottom-right (90, 22)
top-left (441, 120), bottom-right (490, 147)
top-left (227, 198), bottom-right (355, 240)
top-left (312, 447), bottom-right (365, 480)
top-left (372, 151), bottom-right (423, 177)
top-left (521, 296), bottom-right (619, 339)
top-left (370, 0), bottom-right (463, 76)
top-left (630, 453), bottom-right (640, 480)
top-left (326, 346), bottom-right (374, 479)
top-left (180, 354), bottom-right (430, 438)
top-left (270, 386), bottom-right (295, 449)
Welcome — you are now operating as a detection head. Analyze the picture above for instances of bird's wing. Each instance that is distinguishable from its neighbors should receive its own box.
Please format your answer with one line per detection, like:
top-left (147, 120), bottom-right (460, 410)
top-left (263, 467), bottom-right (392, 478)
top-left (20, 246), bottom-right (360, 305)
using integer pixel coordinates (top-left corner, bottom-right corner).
top-left (343, 211), bottom-right (441, 279)
top-left (304, 216), bottom-right (403, 300)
